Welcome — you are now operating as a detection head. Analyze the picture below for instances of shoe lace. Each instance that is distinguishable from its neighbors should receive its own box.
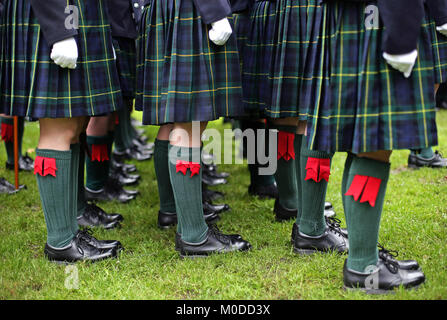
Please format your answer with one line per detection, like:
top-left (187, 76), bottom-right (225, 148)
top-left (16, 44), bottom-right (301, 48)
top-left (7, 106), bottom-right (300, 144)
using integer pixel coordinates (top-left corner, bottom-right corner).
top-left (77, 227), bottom-right (96, 245)
top-left (325, 217), bottom-right (344, 236)
top-left (209, 225), bottom-right (231, 244)
top-left (378, 243), bottom-right (399, 274)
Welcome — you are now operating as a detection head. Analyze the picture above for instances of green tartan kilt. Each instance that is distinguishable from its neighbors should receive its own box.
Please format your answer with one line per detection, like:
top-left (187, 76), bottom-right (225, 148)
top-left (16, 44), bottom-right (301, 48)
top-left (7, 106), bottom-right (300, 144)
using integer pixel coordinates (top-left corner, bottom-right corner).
top-left (242, 0), bottom-right (325, 120)
top-left (113, 37), bottom-right (137, 99)
top-left (0, 0), bottom-right (123, 119)
top-left (234, 12), bottom-right (251, 66)
top-left (306, 1), bottom-right (438, 154)
top-left (425, 17), bottom-right (447, 85)
top-left (135, 0), bottom-right (244, 125)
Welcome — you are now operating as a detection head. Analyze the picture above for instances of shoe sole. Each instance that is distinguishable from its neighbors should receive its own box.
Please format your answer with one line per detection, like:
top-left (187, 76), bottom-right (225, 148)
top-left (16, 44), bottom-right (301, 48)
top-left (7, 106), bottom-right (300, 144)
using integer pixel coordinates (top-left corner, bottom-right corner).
top-left (293, 247), bottom-right (347, 255)
top-left (343, 283), bottom-right (422, 295)
top-left (179, 247), bottom-right (251, 260)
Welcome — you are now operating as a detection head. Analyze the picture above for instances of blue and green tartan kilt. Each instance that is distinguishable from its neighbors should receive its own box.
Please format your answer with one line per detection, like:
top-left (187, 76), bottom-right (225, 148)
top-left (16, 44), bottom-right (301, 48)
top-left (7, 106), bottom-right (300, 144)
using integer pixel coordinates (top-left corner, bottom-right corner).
top-left (0, 0), bottom-right (123, 119)
top-left (234, 12), bottom-right (251, 67)
top-left (113, 37), bottom-right (137, 99)
top-left (306, 1), bottom-right (438, 154)
top-left (135, 0), bottom-right (244, 125)
top-left (242, 0), bottom-right (325, 120)
top-left (425, 17), bottom-right (447, 85)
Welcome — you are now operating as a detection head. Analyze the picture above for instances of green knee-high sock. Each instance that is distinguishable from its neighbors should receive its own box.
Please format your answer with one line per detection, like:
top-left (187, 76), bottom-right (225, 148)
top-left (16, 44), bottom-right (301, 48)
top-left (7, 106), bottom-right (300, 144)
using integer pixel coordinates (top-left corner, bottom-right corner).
top-left (77, 138), bottom-right (87, 218)
top-left (70, 144), bottom-right (80, 231)
top-left (271, 125), bottom-right (298, 210)
top-left (35, 149), bottom-right (76, 248)
top-left (107, 131), bottom-right (114, 175)
top-left (168, 145), bottom-right (208, 244)
top-left (85, 135), bottom-right (110, 192)
top-left (299, 148), bottom-right (334, 236)
top-left (154, 139), bottom-right (177, 213)
top-left (344, 156), bottom-right (390, 273)
top-left (114, 108), bottom-right (130, 152)
top-left (410, 147), bottom-right (434, 159)
top-left (245, 121), bottom-right (275, 188)
top-left (294, 134), bottom-right (304, 223)
top-left (341, 153), bottom-right (355, 210)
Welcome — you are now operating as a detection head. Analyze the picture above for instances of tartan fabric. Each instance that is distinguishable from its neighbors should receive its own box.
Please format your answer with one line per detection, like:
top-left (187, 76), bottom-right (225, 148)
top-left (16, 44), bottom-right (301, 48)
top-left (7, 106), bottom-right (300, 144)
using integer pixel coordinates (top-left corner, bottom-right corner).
top-left (233, 12), bottom-right (251, 67)
top-left (425, 17), bottom-right (447, 84)
top-left (113, 37), bottom-right (137, 99)
top-left (135, 0), bottom-right (244, 125)
top-left (306, 1), bottom-right (438, 154)
top-left (0, 0), bottom-right (123, 119)
top-left (242, 0), bottom-right (325, 120)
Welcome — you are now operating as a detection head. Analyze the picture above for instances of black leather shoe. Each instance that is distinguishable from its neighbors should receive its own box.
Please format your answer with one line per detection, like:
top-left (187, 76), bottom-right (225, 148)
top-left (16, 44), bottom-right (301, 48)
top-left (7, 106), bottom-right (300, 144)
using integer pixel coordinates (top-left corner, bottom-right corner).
top-left (291, 219), bottom-right (348, 244)
top-left (378, 244), bottom-right (420, 271)
top-left (77, 228), bottom-right (123, 251)
top-left (293, 224), bottom-right (349, 255)
top-left (202, 164), bottom-right (230, 179)
top-left (85, 185), bottom-right (135, 203)
top-left (158, 210), bottom-right (220, 229)
top-left (44, 231), bottom-right (118, 264)
top-left (202, 186), bottom-right (225, 202)
top-left (110, 166), bottom-right (140, 186)
top-left (274, 199), bottom-right (297, 222)
top-left (132, 138), bottom-right (154, 152)
top-left (113, 146), bottom-right (152, 162)
top-left (0, 177), bottom-right (26, 194)
top-left (248, 183), bottom-right (278, 199)
top-left (202, 172), bottom-right (227, 186)
top-left (6, 154), bottom-right (34, 172)
top-left (178, 225), bottom-right (251, 258)
top-left (78, 203), bottom-right (123, 229)
top-left (325, 217), bottom-right (348, 238)
top-left (203, 201), bottom-right (230, 214)
top-left (343, 259), bottom-right (425, 294)
top-left (408, 151), bottom-right (447, 168)
top-left (175, 230), bottom-right (242, 251)
top-left (111, 158), bottom-right (137, 173)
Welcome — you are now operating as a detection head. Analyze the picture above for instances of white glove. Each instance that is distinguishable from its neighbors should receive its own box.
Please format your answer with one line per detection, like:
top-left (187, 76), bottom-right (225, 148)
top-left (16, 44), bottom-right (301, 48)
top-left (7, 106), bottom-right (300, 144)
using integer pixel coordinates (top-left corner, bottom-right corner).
top-left (50, 37), bottom-right (78, 69)
top-left (436, 23), bottom-right (447, 37)
top-left (383, 50), bottom-right (418, 78)
top-left (209, 18), bottom-right (232, 46)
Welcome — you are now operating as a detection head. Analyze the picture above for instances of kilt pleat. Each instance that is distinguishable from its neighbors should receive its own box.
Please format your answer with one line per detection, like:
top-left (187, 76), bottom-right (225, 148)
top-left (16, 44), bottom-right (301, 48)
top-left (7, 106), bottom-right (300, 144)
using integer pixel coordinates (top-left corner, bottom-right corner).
top-left (425, 17), bottom-right (447, 85)
top-left (242, 0), bottom-right (325, 120)
top-left (113, 37), bottom-right (137, 99)
top-left (0, 0), bottom-right (123, 119)
top-left (306, 1), bottom-right (438, 154)
top-left (135, 0), bottom-right (244, 125)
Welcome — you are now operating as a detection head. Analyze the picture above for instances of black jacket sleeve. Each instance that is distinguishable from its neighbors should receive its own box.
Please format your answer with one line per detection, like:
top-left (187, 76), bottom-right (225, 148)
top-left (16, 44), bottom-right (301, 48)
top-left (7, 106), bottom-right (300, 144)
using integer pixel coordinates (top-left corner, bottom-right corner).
top-left (30, 0), bottom-right (79, 47)
top-left (426, 0), bottom-right (447, 26)
top-left (377, 0), bottom-right (425, 54)
top-left (193, 0), bottom-right (232, 24)
top-left (107, 0), bottom-right (138, 39)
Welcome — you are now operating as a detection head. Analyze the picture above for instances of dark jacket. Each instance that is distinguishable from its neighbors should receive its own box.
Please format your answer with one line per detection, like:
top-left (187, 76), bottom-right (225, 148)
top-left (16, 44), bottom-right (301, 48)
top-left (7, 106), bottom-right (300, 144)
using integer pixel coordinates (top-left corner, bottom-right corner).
top-left (30, 0), bottom-right (79, 47)
top-left (230, 0), bottom-right (252, 13)
top-left (193, 0), bottom-right (232, 24)
top-left (107, 0), bottom-right (138, 39)
top-left (377, 0), bottom-right (425, 54)
top-left (426, 0), bottom-right (447, 26)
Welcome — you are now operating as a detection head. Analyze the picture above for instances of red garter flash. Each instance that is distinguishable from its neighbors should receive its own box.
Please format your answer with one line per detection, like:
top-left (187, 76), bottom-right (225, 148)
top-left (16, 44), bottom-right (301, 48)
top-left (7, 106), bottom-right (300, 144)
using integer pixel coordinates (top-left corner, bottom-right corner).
top-left (1, 123), bottom-right (13, 142)
top-left (91, 144), bottom-right (109, 162)
top-left (277, 131), bottom-right (295, 161)
top-left (176, 160), bottom-right (201, 177)
top-left (305, 158), bottom-right (331, 182)
top-left (345, 175), bottom-right (382, 207)
top-left (34, 156), bottom-right (57, 177)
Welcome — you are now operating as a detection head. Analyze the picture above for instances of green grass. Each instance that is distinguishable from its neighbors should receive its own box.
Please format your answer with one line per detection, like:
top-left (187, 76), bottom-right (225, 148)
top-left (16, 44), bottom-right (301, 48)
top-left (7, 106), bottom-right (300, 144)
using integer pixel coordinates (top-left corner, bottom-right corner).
top-left (1, 112), bottom-right (447, 300)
